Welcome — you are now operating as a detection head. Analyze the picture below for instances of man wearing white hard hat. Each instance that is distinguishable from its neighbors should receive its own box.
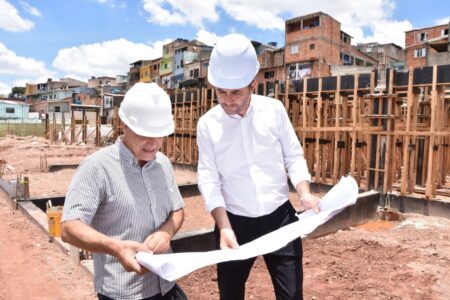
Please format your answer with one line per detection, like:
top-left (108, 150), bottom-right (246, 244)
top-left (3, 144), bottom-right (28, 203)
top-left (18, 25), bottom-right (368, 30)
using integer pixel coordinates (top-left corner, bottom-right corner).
top-left (61, 83), bottom-right (188, 300)
top-left (197, 34), bottom-right (321, 300)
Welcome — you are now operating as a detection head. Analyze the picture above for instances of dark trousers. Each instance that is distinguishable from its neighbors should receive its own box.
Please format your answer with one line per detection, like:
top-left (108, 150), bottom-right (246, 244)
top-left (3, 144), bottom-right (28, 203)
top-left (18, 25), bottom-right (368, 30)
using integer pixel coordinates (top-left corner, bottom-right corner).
top-left (214, 201), bottom-right (303, 300)
top-left (97, 284), bottom-right (188, 300)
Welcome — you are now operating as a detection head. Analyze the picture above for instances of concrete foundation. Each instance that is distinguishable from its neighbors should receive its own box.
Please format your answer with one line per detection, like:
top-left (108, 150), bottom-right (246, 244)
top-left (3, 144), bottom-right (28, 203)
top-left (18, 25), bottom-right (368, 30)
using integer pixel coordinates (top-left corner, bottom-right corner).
top-left (1, 177), bottom-right (450, 275)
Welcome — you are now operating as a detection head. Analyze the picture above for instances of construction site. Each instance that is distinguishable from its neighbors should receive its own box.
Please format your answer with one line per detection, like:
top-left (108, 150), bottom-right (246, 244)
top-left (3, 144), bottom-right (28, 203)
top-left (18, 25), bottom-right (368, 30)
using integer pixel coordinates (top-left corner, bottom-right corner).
top-left (1, 65), bottom-right (450, 299)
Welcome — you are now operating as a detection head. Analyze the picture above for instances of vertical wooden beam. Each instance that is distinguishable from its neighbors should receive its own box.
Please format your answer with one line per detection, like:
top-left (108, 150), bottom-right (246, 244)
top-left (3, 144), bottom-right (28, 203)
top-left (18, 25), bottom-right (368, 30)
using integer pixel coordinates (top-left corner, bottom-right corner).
top-left (284, 80), bottom-right (290, 111)
top-left (180, 90), bottom-right (186, 164)
top-left (314, 78), bottom-right (323, 182)
top-left (401, 67), bottom-right (414, 194)
top-left (95, 111), bottom-right (101, 147)
top-left (383, 69), bottom-right (395, 194)
top-left (350, 74), bottom-right (359, 177)
top-left (425, 65), bottom-right (438, 199)
top-left (332, 76), bottom-right (341, 184)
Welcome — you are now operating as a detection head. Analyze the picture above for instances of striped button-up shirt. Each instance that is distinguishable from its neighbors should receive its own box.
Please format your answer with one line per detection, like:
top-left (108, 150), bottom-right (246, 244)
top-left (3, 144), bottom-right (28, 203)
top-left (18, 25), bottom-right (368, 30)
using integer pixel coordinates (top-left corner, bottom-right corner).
top-left (62, 138), bottom-right (184, 300)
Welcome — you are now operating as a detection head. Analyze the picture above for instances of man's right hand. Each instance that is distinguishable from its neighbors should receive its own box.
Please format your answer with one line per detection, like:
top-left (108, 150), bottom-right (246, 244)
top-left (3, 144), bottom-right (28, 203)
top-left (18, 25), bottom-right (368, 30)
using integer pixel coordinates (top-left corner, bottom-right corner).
top-left (114, 240), bottom-right (152, 274)
top-left (219, 228), bottom-right (239, 249)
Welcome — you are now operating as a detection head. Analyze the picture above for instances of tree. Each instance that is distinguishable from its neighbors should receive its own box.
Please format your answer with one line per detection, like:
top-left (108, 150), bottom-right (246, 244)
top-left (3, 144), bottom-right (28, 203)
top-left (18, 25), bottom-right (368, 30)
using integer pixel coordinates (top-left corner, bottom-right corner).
top-left (11, 86), bottom-right (25, 98)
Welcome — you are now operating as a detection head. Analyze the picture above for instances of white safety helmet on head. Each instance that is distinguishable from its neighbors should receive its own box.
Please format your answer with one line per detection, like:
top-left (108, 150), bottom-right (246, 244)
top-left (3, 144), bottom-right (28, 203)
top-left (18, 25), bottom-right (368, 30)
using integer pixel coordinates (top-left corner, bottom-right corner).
top-left (208, 33), bottom-right (260, 89)
top-left (119, 82), bottom-right (174, 137)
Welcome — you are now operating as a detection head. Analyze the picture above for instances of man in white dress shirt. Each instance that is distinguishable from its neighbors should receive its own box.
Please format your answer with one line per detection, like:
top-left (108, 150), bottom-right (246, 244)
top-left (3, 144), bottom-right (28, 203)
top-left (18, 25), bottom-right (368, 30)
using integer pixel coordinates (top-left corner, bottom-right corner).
top-left (197, 34), bottom-right (321, 300)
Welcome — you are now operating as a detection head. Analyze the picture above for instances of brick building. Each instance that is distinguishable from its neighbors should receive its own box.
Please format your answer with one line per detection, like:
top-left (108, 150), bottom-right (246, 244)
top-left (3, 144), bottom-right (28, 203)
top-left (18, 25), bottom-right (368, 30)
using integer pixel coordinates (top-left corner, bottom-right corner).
top-left (405, 23), bottom-right (450, 69)
top-left (285, 12), bottom-right (377, 78)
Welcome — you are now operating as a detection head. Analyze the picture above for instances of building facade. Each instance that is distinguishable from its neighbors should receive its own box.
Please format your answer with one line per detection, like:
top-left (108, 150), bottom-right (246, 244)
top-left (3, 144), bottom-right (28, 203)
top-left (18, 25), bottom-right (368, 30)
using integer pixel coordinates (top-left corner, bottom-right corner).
top-left (405, 23), bottom-right (450, 69)
top-left (285, 12), bottom-right (377, 78)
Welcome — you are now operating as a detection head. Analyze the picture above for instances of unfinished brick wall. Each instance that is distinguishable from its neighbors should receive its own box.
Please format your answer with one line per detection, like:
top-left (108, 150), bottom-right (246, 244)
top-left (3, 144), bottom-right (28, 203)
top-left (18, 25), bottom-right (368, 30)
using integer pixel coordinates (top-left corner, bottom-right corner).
top-left (285, 12), bottom-right (344, 77)
top-left (405, 24), bottom-right (448, 69)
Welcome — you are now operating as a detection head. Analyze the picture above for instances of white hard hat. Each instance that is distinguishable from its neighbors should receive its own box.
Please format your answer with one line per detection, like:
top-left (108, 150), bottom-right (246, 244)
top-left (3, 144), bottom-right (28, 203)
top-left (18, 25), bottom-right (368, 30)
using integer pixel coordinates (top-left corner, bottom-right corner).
top-left (119, 82), bottom-right (174, 137)
top-left (208, 34), bottom-right (260, 89)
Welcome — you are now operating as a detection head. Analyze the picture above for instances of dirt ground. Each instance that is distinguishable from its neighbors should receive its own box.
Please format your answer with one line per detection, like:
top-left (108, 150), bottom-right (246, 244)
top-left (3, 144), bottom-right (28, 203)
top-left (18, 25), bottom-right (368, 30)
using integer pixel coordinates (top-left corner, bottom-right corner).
top-left (1, 135), bottom-right (450, 300)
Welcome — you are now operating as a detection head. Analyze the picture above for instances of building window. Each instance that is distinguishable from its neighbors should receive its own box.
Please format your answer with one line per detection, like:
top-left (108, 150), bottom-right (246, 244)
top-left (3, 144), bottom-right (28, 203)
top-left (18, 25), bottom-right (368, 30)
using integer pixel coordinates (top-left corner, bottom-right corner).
top-left (366, 47), bottom-right (372, 53)
top-left (309, 44), bottom-right (315, 50)
top-left (377, 48), bottom-right (384, 53)
top-left (164, 63), bottom-right (168, 69)
top-left (414, 48), bottom-right (427, 58)
top-left (418, 32), bottom-right (428, 41)
top-left (291, 45), bottom-right (299, 54)
top-left (264, 71), bottom-right (275, 79)
top-left (54, 106), bottom-right (61, 112)
top-left (6, 108), bottom-right (15, 113)
top-left (442, 28), bottom-right (449, 37)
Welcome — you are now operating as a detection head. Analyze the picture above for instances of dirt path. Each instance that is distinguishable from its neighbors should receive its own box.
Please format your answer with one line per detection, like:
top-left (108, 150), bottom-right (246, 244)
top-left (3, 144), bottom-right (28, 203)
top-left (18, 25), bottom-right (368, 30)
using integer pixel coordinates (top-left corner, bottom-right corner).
top-left (1, 135), bottom-right (450, 299)
top-left (0, 190), bottom-right (96, 300)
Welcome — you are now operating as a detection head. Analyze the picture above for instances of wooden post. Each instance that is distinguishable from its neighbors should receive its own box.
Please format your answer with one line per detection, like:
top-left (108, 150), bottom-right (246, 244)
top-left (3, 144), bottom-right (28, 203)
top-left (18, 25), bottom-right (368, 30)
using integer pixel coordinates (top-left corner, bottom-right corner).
top-left (425, 65), bottom-right (438, 199)
top-left (332, 76), bottom-right (341, 184)
top-left (383, 69), bottom-right (395, 194)
top-left (95, 110), bottom-right (101, 147)
top-left (314, 78), bottom-right (323, 182)
top-left (350, 74), bottom-right (359, 178)
top-left (401, 67), bottom-right (414, 195)
top-left (302, 78), bottom-right (308, 169)
top-left (70, 110), bottom-right (75, 144)
top-left (82, 109), bottom-right (87, 144)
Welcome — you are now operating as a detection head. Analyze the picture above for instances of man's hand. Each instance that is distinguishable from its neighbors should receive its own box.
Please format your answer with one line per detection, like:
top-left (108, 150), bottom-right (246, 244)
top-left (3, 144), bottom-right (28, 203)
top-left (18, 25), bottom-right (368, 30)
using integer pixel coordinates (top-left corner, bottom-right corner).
top-left (220, 228), bottom-right (239, 249)
top-left (144, 231), bottom-right (171, 254)
top-left (113, 240), bottom-right (151, 274)
top-left (301, 192), bottom-right (321, 213)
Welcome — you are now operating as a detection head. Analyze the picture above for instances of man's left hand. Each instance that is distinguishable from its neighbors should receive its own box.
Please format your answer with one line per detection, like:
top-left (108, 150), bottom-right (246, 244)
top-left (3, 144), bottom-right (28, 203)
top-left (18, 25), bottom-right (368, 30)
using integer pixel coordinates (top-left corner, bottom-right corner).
top-left (144, 231), bottom-right (171, 254)
top-left (300, 192), bottom-right (321, 213)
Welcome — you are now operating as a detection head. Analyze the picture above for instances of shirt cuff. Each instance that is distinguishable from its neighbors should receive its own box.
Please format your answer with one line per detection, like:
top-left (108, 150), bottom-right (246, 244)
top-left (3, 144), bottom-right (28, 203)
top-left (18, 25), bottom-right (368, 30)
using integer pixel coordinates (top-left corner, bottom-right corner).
top-left (289, 172), bottom-right (312, 189)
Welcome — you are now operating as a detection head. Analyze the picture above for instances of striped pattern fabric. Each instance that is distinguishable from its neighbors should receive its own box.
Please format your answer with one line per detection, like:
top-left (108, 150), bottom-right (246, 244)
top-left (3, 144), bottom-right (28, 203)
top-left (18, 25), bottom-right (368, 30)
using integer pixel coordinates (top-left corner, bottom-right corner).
top-left (62, 138), bottom-right (184, 300)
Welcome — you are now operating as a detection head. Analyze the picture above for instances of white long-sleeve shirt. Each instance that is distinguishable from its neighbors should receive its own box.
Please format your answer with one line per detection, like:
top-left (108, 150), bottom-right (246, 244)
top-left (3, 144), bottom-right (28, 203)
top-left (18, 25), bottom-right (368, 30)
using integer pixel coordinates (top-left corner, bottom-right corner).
top-left (197, 94), bottom-right (311, 218)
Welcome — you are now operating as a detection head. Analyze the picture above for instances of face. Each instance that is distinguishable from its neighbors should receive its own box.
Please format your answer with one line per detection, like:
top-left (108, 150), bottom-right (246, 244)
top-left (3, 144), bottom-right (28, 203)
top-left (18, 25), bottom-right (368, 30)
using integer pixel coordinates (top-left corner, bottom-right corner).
top-left (122, 125), bottom-right (163, 166)
top-left (216, 81), bottom-right (256, 116)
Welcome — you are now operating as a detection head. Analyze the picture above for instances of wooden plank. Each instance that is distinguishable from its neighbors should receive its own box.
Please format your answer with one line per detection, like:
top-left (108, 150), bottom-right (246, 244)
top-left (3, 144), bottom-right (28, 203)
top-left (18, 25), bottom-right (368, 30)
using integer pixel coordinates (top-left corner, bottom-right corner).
top-left (383, 69), bottom-right (395, 194)
top-left (401, 67), bottom-right (414, 194)
top-left (332, 76), bottom-right (341, 184)
top-left (314, 78), bottom-right (323, 182)
top-left (425, 65), bottom-right (438, 199)
top-left (350, 74), bottom-right (359, 177)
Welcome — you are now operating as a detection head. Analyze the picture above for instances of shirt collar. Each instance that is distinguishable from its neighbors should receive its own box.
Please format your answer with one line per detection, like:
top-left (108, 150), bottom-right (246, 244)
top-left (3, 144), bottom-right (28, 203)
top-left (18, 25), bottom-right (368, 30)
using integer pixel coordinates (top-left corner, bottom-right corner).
top-left (116, 137), bottom-right (142, 167)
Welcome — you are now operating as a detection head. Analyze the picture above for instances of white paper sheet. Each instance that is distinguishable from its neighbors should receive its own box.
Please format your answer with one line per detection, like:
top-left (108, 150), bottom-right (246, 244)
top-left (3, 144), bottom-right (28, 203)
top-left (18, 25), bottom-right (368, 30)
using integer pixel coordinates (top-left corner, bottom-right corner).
top-left (136, 176), bottom-right (358, 281)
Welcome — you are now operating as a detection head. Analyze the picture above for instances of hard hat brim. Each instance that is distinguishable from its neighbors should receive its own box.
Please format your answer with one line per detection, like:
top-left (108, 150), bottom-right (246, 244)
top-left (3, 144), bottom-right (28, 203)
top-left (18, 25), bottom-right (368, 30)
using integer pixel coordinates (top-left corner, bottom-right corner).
top-left (119, 109), bottom-right (175, 138)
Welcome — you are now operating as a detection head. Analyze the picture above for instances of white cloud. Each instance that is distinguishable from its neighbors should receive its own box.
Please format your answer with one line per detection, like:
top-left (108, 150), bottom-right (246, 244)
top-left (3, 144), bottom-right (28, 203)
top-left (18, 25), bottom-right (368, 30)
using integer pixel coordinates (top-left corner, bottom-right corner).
top-left (141, 0), bottom-right (413, 47)
top-left (0, 0), bottom-right (35, 31)
top-left (52, 38), bottom-right (170, 79)
top-left (345, 19), bottom-right (412, 47)
top-left (0, 81), bottom-right (11, 96)
top-left (218, 0), bottom-right (412, 46)
top-left (435, 16), bottom-right (450, 25)
top-left (142, 0), bottom-right (219, 28)
top-left (20, 1), bottom-right (42, 17)
top-left (0, 42), bottom-right (51, 77)
top-left (195, 29), bottom-right (221, 46)
top-left (0, 43), bottom-right (53, 96)
top-left (96, 0), bottom-right (126, 8)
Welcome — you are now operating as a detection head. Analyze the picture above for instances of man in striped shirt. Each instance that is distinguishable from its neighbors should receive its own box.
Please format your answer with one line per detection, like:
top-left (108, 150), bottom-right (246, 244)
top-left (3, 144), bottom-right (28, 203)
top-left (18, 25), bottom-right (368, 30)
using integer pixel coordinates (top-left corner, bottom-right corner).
top-left (61, 83), bottom-right (188, 300)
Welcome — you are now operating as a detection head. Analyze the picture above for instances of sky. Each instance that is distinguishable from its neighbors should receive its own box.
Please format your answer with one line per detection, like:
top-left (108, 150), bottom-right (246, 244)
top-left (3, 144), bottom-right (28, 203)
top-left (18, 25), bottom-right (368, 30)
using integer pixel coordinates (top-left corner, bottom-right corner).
top-left (0, 0), bottom-right (449, 96)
